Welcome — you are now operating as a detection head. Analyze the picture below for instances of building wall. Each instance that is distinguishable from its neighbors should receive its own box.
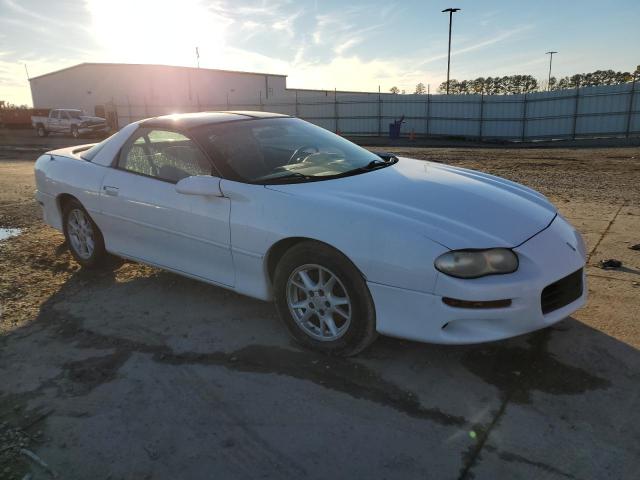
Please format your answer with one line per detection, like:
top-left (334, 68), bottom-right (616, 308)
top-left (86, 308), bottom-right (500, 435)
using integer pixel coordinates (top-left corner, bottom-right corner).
top-left (29, 63), bottom-right (287, 118)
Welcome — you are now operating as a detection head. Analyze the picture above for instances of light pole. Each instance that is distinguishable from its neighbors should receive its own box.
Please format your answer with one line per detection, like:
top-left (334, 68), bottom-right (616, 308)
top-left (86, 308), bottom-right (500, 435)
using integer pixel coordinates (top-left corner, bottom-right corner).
top-left (546, 51), bottom-right (557, 91)
top-left (442, 7), bottom-right (460, 95)
top-left (226, 88), bottom-right (235, 109)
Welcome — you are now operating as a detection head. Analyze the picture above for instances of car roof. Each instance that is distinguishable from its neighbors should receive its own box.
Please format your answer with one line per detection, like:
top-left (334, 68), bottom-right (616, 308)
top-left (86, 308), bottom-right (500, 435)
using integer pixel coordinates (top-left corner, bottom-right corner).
top-left (139, 111), bottom-right (290, 130)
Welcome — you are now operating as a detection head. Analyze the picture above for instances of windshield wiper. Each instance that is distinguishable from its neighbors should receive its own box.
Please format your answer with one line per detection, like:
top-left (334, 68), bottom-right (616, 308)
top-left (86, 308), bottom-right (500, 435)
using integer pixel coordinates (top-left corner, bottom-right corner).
top-left (372, 151), bottom-right (398, 162)
top-left (331, 157), bottom-right (398, 178)
top-left (260, 172), bottom-right (317, 184)
top-left (365, 159), bottom-right (390, 169)
top-left (260, 156), bottom-right (398, 184)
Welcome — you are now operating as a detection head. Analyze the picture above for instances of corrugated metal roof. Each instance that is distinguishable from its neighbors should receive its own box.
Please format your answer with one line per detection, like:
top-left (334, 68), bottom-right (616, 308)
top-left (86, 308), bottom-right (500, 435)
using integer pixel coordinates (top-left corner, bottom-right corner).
top-left (29, 62), bottom-right (287, 81)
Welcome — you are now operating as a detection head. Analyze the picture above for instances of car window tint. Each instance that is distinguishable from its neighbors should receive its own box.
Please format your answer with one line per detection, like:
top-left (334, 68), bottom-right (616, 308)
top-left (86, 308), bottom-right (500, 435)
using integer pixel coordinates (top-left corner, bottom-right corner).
top-left (147, 130), bottom-right (189, 142)
top-left (191, 117), bottom-right (380, 183)
top-left (120, 129), bottom-right (212, 183)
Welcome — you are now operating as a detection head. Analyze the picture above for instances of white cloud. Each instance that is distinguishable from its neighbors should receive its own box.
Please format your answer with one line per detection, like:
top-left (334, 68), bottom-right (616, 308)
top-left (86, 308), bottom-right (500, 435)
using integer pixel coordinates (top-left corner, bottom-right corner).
top-left (334, 38), bottom-right (363, 56)
top-left (242, 20), bottom-right (260, 30)
top-left (0, 53), bottom-right (88, 105)
top-left (272, 11), bottom-right (300, 38)
top-left (416, 25), bottom-right (534, 68)
top-left (281, 54), bottom-right (442, 94)
top-left (2, 0), bottom-right (542, 105)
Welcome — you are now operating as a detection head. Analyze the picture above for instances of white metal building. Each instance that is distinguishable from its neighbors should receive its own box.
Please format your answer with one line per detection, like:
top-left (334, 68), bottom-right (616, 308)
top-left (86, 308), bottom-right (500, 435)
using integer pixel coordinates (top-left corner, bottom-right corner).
top-left (29, 63), bottom-right (292, 128)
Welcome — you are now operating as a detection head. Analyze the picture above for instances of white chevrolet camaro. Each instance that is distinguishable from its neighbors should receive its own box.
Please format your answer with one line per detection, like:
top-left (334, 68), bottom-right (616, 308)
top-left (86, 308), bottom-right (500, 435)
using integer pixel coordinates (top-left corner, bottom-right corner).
top-left (34, 111), bottom-right (587, 355)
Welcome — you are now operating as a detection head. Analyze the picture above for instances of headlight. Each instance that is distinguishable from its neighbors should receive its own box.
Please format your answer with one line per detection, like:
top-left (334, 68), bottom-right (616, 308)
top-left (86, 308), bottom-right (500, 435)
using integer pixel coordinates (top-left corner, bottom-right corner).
top-left (435, 248), bottom-right (518, 279)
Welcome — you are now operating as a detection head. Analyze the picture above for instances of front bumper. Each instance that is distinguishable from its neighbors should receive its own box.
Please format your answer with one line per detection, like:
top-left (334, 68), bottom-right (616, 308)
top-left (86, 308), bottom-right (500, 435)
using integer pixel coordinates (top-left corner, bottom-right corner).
top-left (78, 124), bottom-right (109, 134)
top-left (370, 216), bottom-right (587, 344)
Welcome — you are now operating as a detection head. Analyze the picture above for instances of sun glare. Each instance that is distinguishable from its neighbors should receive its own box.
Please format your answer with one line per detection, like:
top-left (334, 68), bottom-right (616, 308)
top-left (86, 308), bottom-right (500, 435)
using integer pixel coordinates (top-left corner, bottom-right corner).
top-left (86, 0), bottom-right (227, 67)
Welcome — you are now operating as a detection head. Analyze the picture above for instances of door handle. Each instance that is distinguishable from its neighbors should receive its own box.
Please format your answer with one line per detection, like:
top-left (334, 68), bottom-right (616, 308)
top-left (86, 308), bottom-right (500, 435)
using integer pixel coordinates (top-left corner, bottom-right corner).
top-left (103, 185), bottom-right (119, 196)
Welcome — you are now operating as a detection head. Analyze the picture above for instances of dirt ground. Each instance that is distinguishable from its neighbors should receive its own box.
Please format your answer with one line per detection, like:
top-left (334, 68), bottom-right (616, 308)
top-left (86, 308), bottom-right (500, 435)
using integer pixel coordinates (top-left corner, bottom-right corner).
top-left (1, 132), bottom-right (639, 479)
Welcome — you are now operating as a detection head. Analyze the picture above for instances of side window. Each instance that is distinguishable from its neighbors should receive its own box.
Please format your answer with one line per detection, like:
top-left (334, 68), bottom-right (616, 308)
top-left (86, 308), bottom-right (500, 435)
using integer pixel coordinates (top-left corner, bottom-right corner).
top-left (119, 129), bottom-right (212, 183)
top-left (61, 111), bottom-right (69, 120)
top-left (52, 110), bottom-right (59, 119)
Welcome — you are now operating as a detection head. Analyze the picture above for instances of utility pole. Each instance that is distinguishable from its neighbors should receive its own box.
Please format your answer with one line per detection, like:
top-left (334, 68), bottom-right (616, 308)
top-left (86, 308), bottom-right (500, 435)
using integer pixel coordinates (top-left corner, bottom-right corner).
top-left (546, 51), bottom-right (557, 91)
top-left (442, 8), bottom-right (460, 95)
top-left (195, 47), bottom-right (200, 68)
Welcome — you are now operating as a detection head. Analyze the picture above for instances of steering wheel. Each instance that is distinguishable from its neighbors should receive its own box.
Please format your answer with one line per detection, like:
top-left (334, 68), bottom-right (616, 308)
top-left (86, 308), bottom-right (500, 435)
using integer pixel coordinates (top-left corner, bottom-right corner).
top-left (288, 145), bottom-right (319, 164)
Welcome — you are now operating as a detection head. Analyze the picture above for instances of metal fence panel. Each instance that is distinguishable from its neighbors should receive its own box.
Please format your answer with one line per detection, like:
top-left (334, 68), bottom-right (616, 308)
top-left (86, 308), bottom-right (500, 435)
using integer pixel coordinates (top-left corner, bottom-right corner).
top-left (114, 82), bottom-right (639, 140)
top-left (631, 90), bottom-right (640, 133)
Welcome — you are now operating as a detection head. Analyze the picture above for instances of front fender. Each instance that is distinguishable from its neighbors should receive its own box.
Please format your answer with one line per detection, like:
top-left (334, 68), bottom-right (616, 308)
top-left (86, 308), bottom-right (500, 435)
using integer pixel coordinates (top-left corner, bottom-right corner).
top-left (222, 180), bottom-right (447, 298)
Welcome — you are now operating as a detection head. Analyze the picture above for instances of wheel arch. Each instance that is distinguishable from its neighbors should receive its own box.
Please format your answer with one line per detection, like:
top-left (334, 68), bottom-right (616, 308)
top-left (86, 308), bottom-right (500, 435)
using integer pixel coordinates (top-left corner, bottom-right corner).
top-left (264, 236), bottom-right (367, 291)
top-left (56, 193), bottom-right (88, 228)
top-left (57, 193), bottom-right (80, 215)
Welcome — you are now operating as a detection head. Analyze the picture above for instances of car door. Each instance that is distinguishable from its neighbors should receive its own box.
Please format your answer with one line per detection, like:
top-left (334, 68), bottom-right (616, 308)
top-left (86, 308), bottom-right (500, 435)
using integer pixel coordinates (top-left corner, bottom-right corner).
top-left (97, 128), bottom-right (235, 287)
top-left (59, 110), bottom-right (71, 134)
top-left (49, 110), bottom-right (61, 132)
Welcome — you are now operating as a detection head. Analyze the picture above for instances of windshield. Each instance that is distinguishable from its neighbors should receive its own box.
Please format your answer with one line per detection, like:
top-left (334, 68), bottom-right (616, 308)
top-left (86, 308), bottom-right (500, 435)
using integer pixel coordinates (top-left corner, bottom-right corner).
top-left (191, 117), bottom-right (386, 183)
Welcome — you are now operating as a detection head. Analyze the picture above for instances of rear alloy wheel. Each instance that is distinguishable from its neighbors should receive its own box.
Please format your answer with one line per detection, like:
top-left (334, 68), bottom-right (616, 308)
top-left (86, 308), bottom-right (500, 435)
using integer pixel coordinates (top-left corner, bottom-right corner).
top-left (36, 125), bottom-right (48, 137)
top-left (274, 241), bottom-right (377, 356)
top-left (62, 200), bottom-right (106, 268)
top-left (71, 125), bottom-right (80, 139)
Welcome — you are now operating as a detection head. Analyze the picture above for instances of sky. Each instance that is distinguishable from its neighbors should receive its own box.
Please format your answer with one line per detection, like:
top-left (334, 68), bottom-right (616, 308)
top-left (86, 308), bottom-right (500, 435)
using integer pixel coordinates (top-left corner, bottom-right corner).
top-left (1, 0), bottom-right (639, 106)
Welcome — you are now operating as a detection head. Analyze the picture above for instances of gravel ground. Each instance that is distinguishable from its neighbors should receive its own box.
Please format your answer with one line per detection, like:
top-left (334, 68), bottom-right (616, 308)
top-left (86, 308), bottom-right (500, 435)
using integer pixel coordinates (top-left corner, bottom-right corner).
top-left (1, 135), bottom-right (639, 479)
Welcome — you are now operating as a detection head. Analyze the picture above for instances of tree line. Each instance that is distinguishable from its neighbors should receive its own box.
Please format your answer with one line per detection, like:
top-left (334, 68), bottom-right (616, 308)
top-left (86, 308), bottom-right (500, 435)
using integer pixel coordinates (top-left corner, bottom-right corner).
top-left (549, 70), bottom-right (636, 90)
top-left (388, 69), bottom-right (638, 95)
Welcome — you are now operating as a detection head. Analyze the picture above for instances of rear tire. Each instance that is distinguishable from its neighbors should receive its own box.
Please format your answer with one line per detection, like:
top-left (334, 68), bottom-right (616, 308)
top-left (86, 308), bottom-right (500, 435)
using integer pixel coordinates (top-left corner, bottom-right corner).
top-left (274, 241), bottom-right (377, 356)
top-left (62, 199), bottom-right (106, 268)
top-left (36, 125), bottom-right (48, 137)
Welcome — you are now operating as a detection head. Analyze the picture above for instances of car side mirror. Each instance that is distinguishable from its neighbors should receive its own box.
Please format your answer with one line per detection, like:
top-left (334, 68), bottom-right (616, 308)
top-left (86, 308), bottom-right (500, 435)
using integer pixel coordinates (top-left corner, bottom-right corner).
top-left (175, 175), bottom-right (223, 197)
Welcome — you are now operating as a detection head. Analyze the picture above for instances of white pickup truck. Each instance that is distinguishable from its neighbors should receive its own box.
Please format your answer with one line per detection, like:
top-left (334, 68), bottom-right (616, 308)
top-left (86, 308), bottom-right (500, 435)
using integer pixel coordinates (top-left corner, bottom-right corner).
top-left (31, 109), bottom-right (109, 139)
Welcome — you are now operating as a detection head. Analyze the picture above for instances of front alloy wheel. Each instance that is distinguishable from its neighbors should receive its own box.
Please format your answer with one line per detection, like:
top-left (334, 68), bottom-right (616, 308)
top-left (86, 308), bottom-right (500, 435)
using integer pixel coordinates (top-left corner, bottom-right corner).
top-left (274, 241), bottom-right (377, 356)
top-left (286, 264), bottom-right (352, 341)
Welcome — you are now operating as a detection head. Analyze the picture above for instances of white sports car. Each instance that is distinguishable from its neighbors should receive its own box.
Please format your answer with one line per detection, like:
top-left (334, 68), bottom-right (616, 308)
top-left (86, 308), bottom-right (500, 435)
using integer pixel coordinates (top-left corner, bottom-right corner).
top-left (34, 111), bottom-right (587, 355)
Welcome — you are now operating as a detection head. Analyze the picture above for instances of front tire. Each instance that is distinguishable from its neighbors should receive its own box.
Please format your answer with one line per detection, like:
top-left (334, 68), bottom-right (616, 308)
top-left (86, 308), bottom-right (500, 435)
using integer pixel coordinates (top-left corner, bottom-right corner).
top-left (274, 241), bottom-right (377, 356)
top-left (62, 200), bottom-right (106, 268)
top-left (71, 125), bottom-right (80, 139)
top-left (36, 125), bottom-right (48, 137)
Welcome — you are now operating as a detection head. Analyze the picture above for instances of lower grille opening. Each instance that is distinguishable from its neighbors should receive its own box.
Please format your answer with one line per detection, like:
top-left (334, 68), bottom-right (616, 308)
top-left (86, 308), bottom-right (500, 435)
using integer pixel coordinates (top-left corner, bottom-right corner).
top-left (442, 298), bottom-right (512, 309)
top-left (541, 268), bottom-right (583, 315)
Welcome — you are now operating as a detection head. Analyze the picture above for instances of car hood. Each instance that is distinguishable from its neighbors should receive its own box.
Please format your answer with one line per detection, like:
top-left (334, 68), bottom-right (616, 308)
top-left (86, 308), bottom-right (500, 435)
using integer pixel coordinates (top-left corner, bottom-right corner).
top-left (266, 157), bottom-right (557, 249)
top-left (79, 115), bottom-right (106, 123)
